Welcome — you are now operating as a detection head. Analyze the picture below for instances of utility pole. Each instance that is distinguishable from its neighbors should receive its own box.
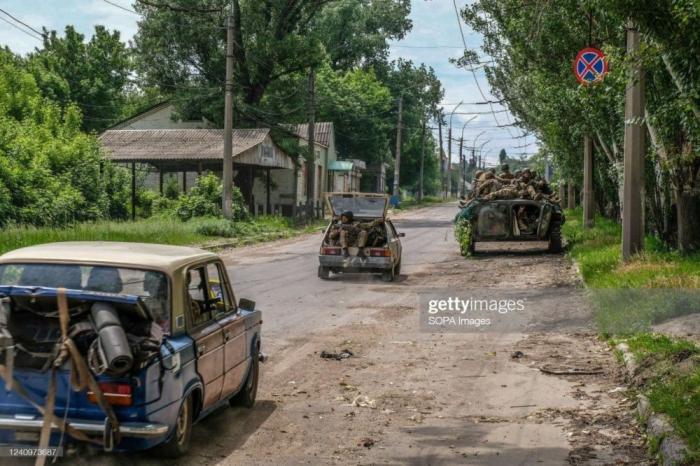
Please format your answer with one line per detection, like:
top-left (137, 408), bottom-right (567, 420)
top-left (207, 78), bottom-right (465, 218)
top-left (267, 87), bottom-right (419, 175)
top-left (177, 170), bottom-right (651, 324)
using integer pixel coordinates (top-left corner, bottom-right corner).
top-left (447, 126), bottom-right (452, 198)
top-left (458, 137), bottom-right (464, 196)
top-left (392, 95), bottom-right (403, 197)
top-left (622, 21), bottom-right (645, 260)
top-left (418, 117), bottom-right (426, 200)
top-left (438, 116), bottom-right (445, 199)
top-left (222, 1), bottom-right (235, 220)
top-left (306, 68), bottom-right (316, 218)
top-left (583, 135), bottom-right (595, 227)
top-left (567, 181), bottom-right (576, 209)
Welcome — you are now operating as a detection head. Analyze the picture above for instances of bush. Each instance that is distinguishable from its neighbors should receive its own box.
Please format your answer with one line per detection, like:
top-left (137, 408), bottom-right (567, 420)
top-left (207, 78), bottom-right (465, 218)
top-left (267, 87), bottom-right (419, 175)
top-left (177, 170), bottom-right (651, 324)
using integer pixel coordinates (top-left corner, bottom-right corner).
top-left (175, 173), bottom-right (248, 221)
top-left (0, 48), bottom-right (129, 227)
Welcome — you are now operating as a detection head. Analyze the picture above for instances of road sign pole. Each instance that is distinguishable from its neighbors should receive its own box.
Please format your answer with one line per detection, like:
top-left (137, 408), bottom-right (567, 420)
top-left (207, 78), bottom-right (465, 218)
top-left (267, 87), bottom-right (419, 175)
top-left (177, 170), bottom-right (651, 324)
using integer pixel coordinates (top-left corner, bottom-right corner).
top-left (622, 21), bottom-right (645, 260)
top-left (583, 135), bottom-right (595, 227)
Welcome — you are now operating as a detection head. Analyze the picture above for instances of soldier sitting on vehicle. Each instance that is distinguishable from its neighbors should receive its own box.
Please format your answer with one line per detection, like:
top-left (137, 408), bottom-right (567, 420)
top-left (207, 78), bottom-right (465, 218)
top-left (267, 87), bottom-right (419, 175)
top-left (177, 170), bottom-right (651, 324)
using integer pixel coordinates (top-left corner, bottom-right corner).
top-left (499, 163), bottom-right (515, 180)
top-left (328, 211), bottom-right (382, 258)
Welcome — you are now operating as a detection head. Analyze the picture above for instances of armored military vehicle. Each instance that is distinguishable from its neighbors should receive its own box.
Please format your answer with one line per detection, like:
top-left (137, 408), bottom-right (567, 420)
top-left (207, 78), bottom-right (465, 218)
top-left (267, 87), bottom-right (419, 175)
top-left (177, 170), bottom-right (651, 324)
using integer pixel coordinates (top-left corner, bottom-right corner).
top-left (455, 198), bottom-right (564, 255)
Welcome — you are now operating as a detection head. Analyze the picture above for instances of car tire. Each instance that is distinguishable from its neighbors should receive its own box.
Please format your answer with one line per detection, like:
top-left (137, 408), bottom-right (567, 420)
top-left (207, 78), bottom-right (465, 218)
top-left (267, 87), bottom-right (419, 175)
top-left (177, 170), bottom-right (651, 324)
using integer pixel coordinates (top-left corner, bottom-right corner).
top-left (230, 352), bottom-right (259, 409)
top-left (318, 265), bottom-right (330, 280)
top-left (158, 395), bottom-right (192, 458)
top-left (394, 260), bottom-right (401, 277)
top-left (548, 221), bottom-right (563, 253)
top-left (381, 265), bottom-right (395, 282)
top-left (468, 239), bottom-right (476, 256)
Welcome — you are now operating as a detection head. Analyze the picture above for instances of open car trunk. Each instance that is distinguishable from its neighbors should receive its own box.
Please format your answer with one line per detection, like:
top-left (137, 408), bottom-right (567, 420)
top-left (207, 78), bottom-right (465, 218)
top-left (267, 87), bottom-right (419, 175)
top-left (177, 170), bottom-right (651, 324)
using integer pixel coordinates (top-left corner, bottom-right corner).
top-left (0, 286), bottom-right (163, 418)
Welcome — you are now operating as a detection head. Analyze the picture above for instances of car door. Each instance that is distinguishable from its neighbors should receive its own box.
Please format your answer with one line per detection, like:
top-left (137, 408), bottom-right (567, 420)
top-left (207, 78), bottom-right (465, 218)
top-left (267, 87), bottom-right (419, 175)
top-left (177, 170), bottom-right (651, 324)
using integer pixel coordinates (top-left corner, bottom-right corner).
top-left (387, 221), bottom-right (402, 264)
top-left (186, 265), bottom-right (225, 409)
top-left (206, 262), bottom-right (248, 397)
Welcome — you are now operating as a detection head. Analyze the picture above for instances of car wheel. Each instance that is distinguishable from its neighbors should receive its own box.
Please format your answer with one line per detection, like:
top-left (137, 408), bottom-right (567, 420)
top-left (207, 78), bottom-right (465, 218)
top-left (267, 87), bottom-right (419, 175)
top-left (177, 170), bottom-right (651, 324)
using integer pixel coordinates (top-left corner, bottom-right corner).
top-left (158, 395), bottom-right (192, 458)
top-left (394, 260), bottom-right (401, 277)
top-left (381, 265), bottom-right (395, 282)
top-left (230, 352), bottom-right (259, 408)
top-left (468, 239), bottom-right (476, 256)
top-left (318, 265), bottom-right (330, 280)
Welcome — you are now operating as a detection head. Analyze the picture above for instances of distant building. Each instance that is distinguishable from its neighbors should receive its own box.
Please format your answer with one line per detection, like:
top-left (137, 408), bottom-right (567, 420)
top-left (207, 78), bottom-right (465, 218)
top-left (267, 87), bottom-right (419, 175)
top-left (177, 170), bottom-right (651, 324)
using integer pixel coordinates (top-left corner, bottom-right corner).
top-left (100, 101), bottom-right (354, 217)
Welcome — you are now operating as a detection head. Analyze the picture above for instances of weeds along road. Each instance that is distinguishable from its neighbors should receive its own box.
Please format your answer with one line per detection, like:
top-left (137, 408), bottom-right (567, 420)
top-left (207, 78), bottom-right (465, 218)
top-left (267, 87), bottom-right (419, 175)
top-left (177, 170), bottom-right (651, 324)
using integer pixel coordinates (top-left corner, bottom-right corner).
top-left (77, 203), bottom-right (649, 466)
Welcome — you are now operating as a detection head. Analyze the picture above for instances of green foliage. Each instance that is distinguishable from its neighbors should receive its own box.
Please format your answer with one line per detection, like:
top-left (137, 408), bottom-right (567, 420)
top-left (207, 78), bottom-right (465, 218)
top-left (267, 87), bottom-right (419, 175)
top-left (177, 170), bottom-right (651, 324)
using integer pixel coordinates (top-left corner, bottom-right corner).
top-left (174, 173), bottom-right (248, 221)
top-left (0, 48), bottom-right (128, 227)
top-left (27, 26), bottom-right (132, 133)
top-left (454, 218), bottom-right (473, 257)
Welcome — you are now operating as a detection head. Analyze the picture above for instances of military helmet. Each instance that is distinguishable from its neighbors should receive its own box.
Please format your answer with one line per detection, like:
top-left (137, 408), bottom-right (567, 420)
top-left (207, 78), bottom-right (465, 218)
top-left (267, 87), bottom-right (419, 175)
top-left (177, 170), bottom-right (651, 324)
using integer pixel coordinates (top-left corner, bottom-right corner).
top-left (501, 163), bottom-right (510, 172)
top-left (341, 210), bottom-right (354, 222)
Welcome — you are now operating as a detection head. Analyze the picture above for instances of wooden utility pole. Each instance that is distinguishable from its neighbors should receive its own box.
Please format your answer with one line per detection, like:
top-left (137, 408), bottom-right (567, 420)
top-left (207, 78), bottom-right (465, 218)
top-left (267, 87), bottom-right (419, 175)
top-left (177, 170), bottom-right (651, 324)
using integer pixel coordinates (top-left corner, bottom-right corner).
top-left (622, 21), bottom-right (645, 260)
top-left (306, 69), bottom-right (316, 218)
top-left (458, 137), bottom-right (464, 196)
top-left (567, 181), bottom-right (576, 209)
top-left (392, 96), bottom-right (403, 197)
top-left (418, 117), bottom-right (426, 200)
top-left (438, 116), bottom-right (445, 199)
top-left (583, 135), bottom-right (595, 227)
top-left (222, 2), bottom-right (235, 219)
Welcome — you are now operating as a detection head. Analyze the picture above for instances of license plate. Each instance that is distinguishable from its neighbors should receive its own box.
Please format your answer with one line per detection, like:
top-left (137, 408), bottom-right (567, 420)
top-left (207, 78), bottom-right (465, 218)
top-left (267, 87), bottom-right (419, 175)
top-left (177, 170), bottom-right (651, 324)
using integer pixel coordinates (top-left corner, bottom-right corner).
top-left (14, 431), bottom-right (40, 443)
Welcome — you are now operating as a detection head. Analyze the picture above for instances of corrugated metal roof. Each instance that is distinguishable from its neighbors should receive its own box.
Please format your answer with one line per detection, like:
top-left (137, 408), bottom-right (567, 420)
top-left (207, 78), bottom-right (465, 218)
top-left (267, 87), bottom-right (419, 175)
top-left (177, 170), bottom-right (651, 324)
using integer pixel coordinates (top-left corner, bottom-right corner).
top-left (328, 161), bottom-right (354, 171)
top-left (99, 129), bottom-right (271, 161)
top-left (285, 122), bottom-right (333, 148)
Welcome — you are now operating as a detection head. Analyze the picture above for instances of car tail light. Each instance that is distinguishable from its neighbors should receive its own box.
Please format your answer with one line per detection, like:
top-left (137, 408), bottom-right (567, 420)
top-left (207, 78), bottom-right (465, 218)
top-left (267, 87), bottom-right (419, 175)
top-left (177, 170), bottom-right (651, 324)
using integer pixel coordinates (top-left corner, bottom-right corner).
top-left (369, 248), bottom-right (392, 257)
top-left (88, 382), bottom-right (132, 406)
top-left (321, 247), bottom-right (341, 255)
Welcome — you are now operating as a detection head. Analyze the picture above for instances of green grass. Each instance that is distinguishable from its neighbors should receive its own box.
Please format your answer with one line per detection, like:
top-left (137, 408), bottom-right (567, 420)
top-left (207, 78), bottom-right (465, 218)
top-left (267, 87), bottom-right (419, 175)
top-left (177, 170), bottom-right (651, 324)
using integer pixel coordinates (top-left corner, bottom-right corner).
top-left (0, 215), bottom-right (325, 255)
top-left (563, 208), bottom-right (700, 288)
top-left (563, 209), bottom-right (700, 460)
top-left (615, 334), bottom-right (700, 459)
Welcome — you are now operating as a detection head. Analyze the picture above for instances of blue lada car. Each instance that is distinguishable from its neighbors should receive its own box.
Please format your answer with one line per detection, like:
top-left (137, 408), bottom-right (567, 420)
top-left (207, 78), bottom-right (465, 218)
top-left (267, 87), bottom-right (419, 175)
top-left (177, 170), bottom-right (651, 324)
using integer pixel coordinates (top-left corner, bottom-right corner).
top-left (0, 242), bottom-right (263, 457)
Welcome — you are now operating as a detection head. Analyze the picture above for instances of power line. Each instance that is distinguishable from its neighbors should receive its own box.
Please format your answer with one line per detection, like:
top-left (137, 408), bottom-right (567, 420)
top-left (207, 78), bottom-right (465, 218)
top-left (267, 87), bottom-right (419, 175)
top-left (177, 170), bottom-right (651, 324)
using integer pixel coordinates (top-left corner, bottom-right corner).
top-left (0, 7), bottom-right (45, 38)
top-left (135, 0), bottom-right (222, 14)
top-left (0, 15), bottom-right (42, 42)
top-left (101, 0), bottom-right (139, 15)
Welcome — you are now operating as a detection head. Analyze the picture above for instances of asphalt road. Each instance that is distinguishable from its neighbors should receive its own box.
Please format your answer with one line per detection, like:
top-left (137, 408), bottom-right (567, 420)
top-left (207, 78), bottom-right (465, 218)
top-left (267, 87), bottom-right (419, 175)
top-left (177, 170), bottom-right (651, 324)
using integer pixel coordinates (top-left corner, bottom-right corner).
top-left (56, 203), bottom-right (648, 466)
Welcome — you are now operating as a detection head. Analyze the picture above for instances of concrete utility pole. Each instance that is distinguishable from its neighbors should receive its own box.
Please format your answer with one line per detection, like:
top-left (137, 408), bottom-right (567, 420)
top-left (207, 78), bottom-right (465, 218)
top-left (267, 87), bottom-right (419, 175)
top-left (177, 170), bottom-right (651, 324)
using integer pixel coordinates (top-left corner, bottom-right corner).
top-left (567, 181), bottom-right (576, 209)
top-left (306, 69), bottom-right (316, 218)
top-left (583, 135), bottom-right (595, 227)
top-left (459, 137), bottom-right (464, 196)
top-left (447, 102), bottom-right (464, 198)
top-left (222, 2), bottom-right (235, 220)
top-left (418, 117), bottom-right (426, 200)
top-left (392, 95), bottom-right (403, 197)
top-left (622, 21), bottom-right (645, 260)
top-left (438, 115), bottom-right (445, 198)
top-left (459, 116), bottom-right (476, 196)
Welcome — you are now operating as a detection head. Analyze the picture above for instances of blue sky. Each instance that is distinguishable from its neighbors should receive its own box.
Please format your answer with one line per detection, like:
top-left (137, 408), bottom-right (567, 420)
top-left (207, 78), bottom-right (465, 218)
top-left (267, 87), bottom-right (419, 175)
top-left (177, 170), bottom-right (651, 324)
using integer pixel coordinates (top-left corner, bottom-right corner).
top-left (0, 0), bottom-right (538, 166)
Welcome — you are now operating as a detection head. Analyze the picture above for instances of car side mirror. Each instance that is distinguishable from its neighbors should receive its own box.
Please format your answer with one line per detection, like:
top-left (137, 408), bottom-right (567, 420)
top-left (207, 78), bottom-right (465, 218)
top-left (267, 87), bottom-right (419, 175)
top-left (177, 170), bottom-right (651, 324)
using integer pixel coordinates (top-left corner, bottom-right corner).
top-left (239, 298), bottom-right (256, 312)
top-left (398, 232), bottom-right (406, 237)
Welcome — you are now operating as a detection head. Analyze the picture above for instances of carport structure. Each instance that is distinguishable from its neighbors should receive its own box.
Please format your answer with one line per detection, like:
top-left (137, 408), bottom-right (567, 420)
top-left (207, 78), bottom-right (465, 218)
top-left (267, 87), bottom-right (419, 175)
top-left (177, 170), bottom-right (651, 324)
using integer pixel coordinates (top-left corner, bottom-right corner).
top-left (99, 128), bottom-right (296, 219)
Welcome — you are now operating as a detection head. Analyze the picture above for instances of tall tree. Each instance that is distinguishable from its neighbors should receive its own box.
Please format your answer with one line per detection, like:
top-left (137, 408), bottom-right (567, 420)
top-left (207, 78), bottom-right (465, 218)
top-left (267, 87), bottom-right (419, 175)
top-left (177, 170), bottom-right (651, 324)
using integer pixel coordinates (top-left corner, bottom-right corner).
top-left (27, 26), bottom-right (132, 133)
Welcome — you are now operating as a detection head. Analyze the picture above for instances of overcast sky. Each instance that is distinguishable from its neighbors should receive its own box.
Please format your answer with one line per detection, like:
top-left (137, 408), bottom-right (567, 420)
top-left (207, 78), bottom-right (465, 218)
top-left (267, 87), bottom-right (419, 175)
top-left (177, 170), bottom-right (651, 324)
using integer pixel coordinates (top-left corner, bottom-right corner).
top-left (0, 0), bottom-right (538, 166)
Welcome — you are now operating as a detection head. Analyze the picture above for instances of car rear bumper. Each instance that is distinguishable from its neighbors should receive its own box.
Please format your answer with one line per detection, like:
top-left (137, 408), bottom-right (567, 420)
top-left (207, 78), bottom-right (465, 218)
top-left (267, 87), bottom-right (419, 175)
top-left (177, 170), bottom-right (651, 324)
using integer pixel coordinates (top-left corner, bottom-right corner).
top-left (0, 414), bottom-right (169, 438)
top-left (319, 255), bottom-right (393, 270)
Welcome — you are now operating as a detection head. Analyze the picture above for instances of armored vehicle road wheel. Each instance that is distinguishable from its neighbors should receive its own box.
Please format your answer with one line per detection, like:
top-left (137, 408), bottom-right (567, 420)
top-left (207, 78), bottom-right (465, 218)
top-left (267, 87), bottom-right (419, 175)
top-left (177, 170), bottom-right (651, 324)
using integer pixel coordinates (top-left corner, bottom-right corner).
top-left (318, 265), bottom-right (330, 280)
top-left (159, 395), bottom-right (193, 458)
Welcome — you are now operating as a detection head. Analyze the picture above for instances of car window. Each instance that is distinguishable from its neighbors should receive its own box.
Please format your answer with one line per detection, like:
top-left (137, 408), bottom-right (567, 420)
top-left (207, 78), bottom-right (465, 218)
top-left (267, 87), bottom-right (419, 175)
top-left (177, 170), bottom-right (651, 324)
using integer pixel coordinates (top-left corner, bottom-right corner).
top-left (0, 263), bottom-right (171, 332)
top-left (206, 262), bottom-right (235, 316)
top-left (187, 266), bottom-right (211, 327)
